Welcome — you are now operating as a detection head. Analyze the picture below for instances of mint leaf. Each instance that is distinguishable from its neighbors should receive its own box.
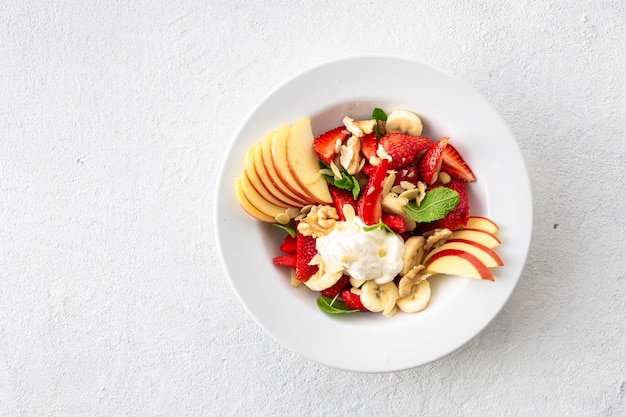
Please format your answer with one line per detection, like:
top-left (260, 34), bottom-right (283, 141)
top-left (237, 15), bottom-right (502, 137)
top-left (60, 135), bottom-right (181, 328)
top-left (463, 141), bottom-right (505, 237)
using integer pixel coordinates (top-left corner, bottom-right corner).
top-left (371, 108), bottom-right (388, 121)
top-left (402, 187), bottom-right (459, 223)
top-left (317, 295), bottom-right (359, 314)
top-left (319, 161), bottom-right (360, 200)
top-left (371, 108), bottom-right (388, 140)
top-left (273, 221), bottom-right (296, 238)
top-left (363, 221), bottom-right (393, 233)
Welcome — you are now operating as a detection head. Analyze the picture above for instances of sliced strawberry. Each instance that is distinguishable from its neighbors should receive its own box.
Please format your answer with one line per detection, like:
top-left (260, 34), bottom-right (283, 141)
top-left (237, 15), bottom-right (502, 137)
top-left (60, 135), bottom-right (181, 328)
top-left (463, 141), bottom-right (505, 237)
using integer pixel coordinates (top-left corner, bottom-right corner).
top-left (360, 163), bottom-right (377, 177)
top-left (312, 126), bottom-right (348, 164)
top-left (379, 133), bottom-right (432, 170)
top-left (320, 275), bottom-right (350, 298)
top-left (393, 166), bottom-right (420, 186)
top-left (295, 231), bottom-right (318, 281)
top-left (279, 234), bottom-right (297, 254)
top-left (341, 290), bottom-right (369, 312)
top-left (356, 158), bottom-right (389, 225)
top-left (272, 253), bottom-right (297, 268)
top-left (419, 137), bottom-right (449, 185)
top-left (328, 185), bottom-right (357, 221)
top-left (360, 132), bottom-right (378, 161)
top-left (441, 144), bottom-right (476, 182)
top-left (417, 179), bottom-right (469, 232)
top-left (382, 213), bottom-right (406, 234)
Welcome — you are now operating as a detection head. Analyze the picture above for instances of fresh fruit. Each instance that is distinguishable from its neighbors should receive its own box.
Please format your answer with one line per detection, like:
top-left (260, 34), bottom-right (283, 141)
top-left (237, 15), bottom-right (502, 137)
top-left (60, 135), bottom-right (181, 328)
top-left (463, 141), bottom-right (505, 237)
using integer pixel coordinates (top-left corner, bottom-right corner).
top-left (295, 232), bottom-right (319, 281)
top-left (359, 280), bottom-right (399, 316)
top-left (382, 213), bottom-right (406, 234)
top-left (272, 253), bottom-right (297, 268)
top-left (279, 234), bottom-right (297, 253)
top-left (423, 239), bottom-right (503, 268)
top-left (304, 267), bottom-right (344, 291)
top-left (393, 166), bottom-right (420, 186)
top-left (252, 143), bottom-right (309, 207)
top-left (328, 185), bottom-right (357, 221)
top-left (356, 158), bottom-right (389, 225)
top-left (465, 216), bottom-right (499, 233)
top-left (320, 275), bottom-right (350, 298)
top-left (261, 128), bottom-right (312, 205)
top-left (286, 118), bottom-right (333, 204)
top-left (234, 177), bottom-right (275, 222)
top-left (312, 126), bottom-right (348, 164)
top-left (396, 280), bottom-right (431, 313)
top-left (239, 172), bottom-right (290, 219)
top-left (441, 144), bottom-right (476, 182)
top-left (380, 133), bottom-right (432, 170)
top-left (359, 132), bottom-right (378, 161)
top-left (341, 290), bottom-right (369, 312)
top-left (419, 137), bottom-right (449, 185)
top-left (424, 248), bottom-right (494, 281)
top-left (451, 228), bottom-right (501, 249)
top-left (243, 146), bottom-right (293, 207)
top-left (270, 124), bottom-right (322, 202)
top-left (384, 109), bottom-right (424, 137)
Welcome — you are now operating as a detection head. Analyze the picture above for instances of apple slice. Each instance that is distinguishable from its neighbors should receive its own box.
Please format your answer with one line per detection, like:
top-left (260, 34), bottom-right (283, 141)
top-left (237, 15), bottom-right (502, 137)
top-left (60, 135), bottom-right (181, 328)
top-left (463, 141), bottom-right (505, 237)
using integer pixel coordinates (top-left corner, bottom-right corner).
top-left (466, 216), bottom-right (499, 234)
top-left (243, 145), bottom-right (295, 207)
top-left (252, 142), bottom-right (309, 208)
top-left (261, 130), bottom-right (312, 206)
top-left (286, 118), bottom-right (332, 204)
top-left (234, 178), bottom-right (275, 222)
top-left (270, 123), bottom-right (320, 203)
top-left (451, 228), bottom-right (501, 249)
top-left (424, 239), bottom-right (503, 268)
top-left (424, 248), bottom-right (494, 281)
top-left (239, 173), bottom-right (290, 219)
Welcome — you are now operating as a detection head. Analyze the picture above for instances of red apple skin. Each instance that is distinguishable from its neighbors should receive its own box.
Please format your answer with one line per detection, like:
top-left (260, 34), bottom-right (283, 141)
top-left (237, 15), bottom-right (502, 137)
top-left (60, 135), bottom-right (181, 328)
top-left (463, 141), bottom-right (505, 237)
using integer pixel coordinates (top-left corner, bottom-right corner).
top-left (424, 248), bottom-right (494, 281)
top-left (466, 216), bottom-right (499, 233)
top-left (451, 228), bottom-right (501, 249)
top-left (425, 238), bottom-right (503, 267)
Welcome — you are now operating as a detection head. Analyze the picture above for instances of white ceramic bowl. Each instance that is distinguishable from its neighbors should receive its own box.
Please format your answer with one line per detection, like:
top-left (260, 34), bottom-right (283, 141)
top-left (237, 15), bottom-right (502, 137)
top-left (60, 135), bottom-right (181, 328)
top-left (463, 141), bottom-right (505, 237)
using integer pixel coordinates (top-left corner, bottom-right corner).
top-left (215, 56), bottom-right (532, 373)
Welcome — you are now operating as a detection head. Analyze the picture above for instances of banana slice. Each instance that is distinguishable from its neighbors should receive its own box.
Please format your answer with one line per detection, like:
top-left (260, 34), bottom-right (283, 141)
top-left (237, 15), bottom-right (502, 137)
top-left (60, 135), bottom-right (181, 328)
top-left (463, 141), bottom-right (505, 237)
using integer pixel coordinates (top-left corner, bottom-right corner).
top-left (360, 280), bottom-right (399, 317)
top-left (304, 263), bottom-right (343, 291)
top-left (385, 110), bottom-right (424, 136)
top-left (396, 280), bottom-right (431, 313)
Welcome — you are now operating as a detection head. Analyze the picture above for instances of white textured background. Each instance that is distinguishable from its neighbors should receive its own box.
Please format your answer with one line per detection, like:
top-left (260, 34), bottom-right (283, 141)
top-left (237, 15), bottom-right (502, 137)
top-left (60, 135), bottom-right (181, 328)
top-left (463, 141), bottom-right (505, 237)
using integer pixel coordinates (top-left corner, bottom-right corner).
top-left (2, 0), bottom-right (625, 416)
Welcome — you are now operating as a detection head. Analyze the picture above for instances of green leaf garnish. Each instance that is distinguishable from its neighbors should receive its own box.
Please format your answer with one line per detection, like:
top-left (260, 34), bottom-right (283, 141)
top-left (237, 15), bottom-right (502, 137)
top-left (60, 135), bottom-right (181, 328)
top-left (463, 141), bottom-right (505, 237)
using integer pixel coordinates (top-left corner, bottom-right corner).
top-left (362, 221), bottom-right (393, 233)
top-left (319, 161), bottom-right (361, 200)
top-left (273, 221), bottom-right (296, 238)
top-left (371, 108), bottom-right (388, 140)
top-left (402, 187), bottom-right (459, 223)
top-left (371, 107), bottom-right (388, 121)
top-left (317, 295), bottom-right (359, 314)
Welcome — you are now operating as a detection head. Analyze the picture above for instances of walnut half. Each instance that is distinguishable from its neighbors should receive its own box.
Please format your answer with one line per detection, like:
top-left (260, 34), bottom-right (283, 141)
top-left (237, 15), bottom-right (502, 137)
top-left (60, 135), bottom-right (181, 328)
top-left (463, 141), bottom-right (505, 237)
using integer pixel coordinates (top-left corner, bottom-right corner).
top-left (296, 205), bottom-right (339, 238)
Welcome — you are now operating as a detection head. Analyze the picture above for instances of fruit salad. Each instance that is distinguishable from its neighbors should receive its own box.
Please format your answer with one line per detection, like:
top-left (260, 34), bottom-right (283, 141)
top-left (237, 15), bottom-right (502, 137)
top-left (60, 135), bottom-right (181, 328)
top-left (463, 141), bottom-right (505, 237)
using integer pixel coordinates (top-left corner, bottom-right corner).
top-left (234, 108), bottom-right (503, 317)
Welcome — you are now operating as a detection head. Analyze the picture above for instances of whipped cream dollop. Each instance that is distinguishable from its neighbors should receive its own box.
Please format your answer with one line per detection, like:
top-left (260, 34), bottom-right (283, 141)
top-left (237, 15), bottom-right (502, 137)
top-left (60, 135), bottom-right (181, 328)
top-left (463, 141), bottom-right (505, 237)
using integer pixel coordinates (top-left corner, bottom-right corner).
top-left (315, 217), bottom-right (404, 284)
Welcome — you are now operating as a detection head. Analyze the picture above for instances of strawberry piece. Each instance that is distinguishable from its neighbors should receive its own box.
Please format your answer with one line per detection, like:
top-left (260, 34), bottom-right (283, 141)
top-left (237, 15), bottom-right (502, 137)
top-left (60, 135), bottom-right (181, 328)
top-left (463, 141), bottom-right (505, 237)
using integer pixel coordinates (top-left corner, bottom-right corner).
top-left (393, 166), bottom-right (420, 186)
top-left (295, 231), bottom-right (318, 282)
top-left (328, 185), bottom-right (357, 221)
top-left (417, 179), bottom-right (470, 232)
top-left (312, 126), bottom-right (348, 164)
top-left (272, 253), bottom-right (297, 268)
top-left (341, 290), bottom-right (369, 312)
top-left (357, 158), bottom-right (389, 225)
top-left (320, 275), bottom-right (350, 298)
top-left (441, 144), bottom-right (476, 182)
top-left (360, 132), bottom-right (378, 161)
top-left (279, 234), bottom-right (297, 254)
top-left (379, 133), bottom-right (432, 170)
top-left (382, 213), bottom-right (406, 234)
top-left (360, 163), bottom-right (377, 177)
top-left (419, 137), bottom-right (449, 185)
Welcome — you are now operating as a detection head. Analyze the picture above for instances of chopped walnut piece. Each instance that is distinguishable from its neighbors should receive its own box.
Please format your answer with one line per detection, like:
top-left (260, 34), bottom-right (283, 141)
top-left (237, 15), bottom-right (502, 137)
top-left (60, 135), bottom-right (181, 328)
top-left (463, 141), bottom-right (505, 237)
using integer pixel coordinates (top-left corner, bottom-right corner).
top-left (398, 265), bottom-right (432, 298)
top-left (342, 116), bottom-right (365, 138)
top-left (424, 228), bottom-right (453, 252)
top-left (296, 205), bottom-right (339, 238)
